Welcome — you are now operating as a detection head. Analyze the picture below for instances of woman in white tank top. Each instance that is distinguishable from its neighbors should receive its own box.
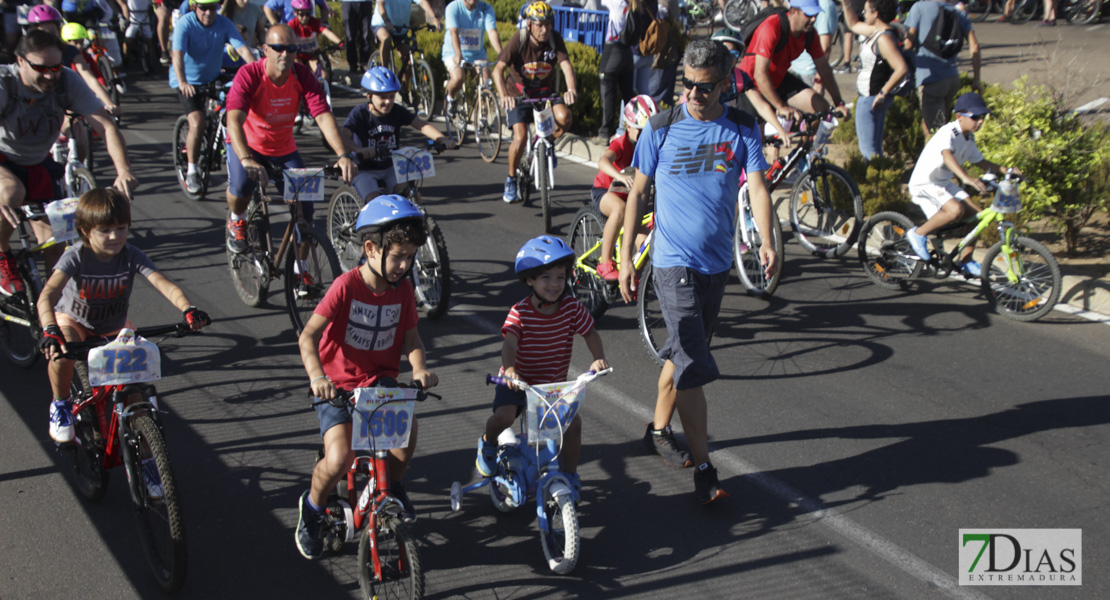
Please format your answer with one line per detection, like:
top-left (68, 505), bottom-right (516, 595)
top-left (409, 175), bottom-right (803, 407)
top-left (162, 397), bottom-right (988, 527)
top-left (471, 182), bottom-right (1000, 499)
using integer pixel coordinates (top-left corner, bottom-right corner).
top-left (841, 0), bottom-right (908, 159)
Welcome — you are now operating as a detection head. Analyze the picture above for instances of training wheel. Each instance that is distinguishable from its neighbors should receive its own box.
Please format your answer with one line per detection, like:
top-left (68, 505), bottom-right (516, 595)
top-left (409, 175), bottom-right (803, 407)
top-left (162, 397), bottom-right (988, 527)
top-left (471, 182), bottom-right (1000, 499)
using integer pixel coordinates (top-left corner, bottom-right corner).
top-left (450, 481), bottom-right (462, 512)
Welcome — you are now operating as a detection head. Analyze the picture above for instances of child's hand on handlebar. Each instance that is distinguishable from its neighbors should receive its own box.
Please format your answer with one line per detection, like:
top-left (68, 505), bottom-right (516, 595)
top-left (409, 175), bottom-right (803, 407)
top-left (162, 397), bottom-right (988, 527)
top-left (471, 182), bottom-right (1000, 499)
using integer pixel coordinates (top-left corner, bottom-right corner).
top-left (311, 375), bottom-right (336, 400)
top-left (588, 358), bottom-right (609, 373)
top-left (183, 306), bottom-right (210, 330)
top-left (39, 325), bottom-right (67, 361)
top-left (412, 369), bottom-right (438, 389)
top-left (502, 365), bottom-right (522, 391)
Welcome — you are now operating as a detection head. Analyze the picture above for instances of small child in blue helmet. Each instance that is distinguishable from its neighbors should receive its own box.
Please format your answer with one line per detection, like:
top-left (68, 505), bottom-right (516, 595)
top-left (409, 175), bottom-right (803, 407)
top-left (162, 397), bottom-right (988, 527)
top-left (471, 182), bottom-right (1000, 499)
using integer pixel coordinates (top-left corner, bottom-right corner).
top-left (475, 235), bottom-right (610, 493)
top-left (340, 66), bottom-right (457, 204)
top-left (295, 194), bottom-right (437, 559)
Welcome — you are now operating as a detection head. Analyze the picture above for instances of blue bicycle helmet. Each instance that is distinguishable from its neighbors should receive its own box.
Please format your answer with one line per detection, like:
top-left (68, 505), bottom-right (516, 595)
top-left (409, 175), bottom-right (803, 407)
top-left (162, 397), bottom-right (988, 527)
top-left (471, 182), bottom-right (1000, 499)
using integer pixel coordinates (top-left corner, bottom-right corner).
top-left (360, 66), bottom-right (401, 94)
top-left (355, 195), bottom-right (426, 285)
top-left (515, 235), bottom-right (574, 276)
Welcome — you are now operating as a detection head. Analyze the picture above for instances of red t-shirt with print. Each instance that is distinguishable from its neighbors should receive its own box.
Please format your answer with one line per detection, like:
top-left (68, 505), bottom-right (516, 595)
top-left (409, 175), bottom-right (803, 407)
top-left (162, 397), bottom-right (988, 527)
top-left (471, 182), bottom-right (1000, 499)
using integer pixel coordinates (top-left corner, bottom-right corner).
top-left (592, 131), bottom-right (635, 190)
top-left (226, 58), bottom-right (329, 156)
top-left (738, 14), bottom-right (825, 91)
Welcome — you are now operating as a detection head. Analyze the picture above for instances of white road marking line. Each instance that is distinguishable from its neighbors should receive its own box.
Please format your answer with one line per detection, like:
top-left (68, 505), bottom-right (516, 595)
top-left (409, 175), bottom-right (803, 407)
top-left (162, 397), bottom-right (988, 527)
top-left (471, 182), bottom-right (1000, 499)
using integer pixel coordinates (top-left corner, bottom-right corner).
top-left (453, 304), bottom-right (991, 599)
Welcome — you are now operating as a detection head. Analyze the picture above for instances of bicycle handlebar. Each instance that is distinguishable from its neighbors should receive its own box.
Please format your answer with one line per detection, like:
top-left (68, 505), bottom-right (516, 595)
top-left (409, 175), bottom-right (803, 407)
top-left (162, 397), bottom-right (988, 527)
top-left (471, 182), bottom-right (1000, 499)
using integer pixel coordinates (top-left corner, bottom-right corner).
top-left (312, 384), bottom-right (441, 408)
top-left (485, 368), bottom-right (613, 392)
top-left (58, 322), bottom-right (203, 360)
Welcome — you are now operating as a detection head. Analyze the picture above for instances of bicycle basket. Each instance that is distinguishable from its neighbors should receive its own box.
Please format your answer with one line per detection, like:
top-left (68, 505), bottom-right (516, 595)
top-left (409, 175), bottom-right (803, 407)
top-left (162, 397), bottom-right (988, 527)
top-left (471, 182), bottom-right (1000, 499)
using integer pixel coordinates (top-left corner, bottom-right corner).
top-left (350, 387), bottom-right (419, 450)
top-left (990, 180), bottom-right (1022, 214)
top-left (524, 380), bottom-right (586, 442)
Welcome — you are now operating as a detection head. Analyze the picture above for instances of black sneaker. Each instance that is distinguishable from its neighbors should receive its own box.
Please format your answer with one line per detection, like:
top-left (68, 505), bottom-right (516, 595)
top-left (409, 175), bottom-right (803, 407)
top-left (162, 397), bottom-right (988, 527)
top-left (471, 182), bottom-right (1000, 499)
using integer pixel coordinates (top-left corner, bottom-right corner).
top-left (643, 424), bottom-right (692, 468)
top-left (390, 480), bottom-right (416, 523)
top-left (693, 463), bottom-right (729, 505)
top-left (295, 491), bottom-right (325, 559)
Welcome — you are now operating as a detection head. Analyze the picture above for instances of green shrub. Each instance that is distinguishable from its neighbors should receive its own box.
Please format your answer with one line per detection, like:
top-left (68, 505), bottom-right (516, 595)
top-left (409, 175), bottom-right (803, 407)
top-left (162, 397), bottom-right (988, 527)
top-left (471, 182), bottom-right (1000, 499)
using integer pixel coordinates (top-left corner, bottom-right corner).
top-left (844, 151), bottom-right (912, 216)
top-left (975, 77), bottom-right (1110, 254)
top-left (491, 0), bottom-right (529, 24)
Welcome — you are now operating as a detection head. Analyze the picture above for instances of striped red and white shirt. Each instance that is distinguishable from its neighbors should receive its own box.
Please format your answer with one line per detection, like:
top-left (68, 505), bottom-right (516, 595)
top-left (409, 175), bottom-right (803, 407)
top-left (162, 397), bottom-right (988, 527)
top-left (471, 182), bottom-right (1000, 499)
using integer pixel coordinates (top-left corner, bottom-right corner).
top-left (501, 296), bottom-right (595, 385)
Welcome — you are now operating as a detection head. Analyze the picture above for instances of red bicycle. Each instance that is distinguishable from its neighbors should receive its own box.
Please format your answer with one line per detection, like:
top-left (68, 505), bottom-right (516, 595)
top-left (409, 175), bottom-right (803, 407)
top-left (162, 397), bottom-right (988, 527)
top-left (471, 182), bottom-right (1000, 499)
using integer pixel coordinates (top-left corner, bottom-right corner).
top-left (313, 384), bottom-right (436, 600)
top-left (58, 321), bottom-right (206, 593)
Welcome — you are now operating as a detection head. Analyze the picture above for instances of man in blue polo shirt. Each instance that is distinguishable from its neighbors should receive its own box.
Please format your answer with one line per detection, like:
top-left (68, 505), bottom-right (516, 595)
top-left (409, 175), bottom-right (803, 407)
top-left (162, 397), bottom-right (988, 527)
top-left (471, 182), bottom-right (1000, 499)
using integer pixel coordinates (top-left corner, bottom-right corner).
top-left (618, 39), bottom-right (777, 506)
top-left (441, 0), bottom-right (501, 119)
top-left (171, 0), bottom-right (254, 194)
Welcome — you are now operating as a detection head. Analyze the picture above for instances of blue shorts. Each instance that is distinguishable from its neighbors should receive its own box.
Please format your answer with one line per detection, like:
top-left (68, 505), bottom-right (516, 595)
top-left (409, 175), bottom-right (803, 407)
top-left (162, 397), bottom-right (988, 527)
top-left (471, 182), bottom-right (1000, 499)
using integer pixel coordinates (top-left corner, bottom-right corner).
top-left (654, 265), bottom-right (729, 390)
top-left (506, 97), bottom-right (565, 128)
top-left (226, 143), bottom-right (313, 220)
top-left (351, 167), bottom-right (398, 200)
top-left (491, 383), bottom-right (526, 417)
top-left (313, 377), bottom-right (400, 438)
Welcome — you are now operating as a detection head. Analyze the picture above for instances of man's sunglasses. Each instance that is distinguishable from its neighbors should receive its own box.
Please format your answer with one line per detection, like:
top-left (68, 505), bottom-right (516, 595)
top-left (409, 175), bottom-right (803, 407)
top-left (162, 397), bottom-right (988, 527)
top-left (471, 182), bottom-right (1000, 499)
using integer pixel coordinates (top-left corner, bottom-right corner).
top-left (195, 3), bottom-right (219, 11)
top-left (267, 43), bottom-right (298, 54)
top-left (24, 59), bottom-right (62, 73)
top-left (960, 112), bottom-right (987, 121)
top-left (682, 76), bottom-right (721, 95)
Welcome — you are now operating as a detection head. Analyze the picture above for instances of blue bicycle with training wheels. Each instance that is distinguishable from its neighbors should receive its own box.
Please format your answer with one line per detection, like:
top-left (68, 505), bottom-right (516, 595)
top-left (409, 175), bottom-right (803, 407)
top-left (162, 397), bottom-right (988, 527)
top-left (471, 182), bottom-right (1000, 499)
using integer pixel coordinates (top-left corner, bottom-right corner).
top-left (449, 368), bottom-right (612, 574)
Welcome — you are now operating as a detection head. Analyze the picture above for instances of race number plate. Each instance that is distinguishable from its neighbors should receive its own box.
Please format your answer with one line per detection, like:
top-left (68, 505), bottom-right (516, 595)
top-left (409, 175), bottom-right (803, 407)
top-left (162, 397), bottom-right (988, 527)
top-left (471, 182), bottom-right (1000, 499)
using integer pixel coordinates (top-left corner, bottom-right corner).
top-left (351, 387), bottom-right (419, 450)
top-left (87, 329), bottom-right (162, 387)
top-left (45, 197), bottom-right (79, 244)
top-left (534, 104), bottom-right (556, 138)
top-left (525, 381), bottom-right (584, 442)
top-left (283, 169), bottom-right (326, 203)
top-left (392, 146), bottom-right (436, 183)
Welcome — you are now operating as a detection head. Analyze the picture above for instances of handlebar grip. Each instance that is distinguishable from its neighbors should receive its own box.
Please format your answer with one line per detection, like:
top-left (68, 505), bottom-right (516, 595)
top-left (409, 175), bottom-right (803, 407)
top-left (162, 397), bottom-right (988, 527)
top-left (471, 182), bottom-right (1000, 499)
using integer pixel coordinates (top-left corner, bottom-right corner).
top-left (486, 374), bottom-right (509, 387)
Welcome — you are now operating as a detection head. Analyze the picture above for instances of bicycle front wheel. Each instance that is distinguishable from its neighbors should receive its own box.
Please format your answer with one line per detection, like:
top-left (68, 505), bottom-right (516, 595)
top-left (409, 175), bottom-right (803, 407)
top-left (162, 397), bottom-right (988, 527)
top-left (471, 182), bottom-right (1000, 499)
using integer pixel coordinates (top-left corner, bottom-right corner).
top-left (172, 115), bottom-right (203, 200)
top-left (413, 215), bottom-right (451, 319)
top-left (97, 55), bottom-right (121, 108)
top-left (69, 167), bottom-right (96, 199)
top-left (63, 401), bottom-right (109, 501)
top-left (789, 163), bottom-right (864, 258)
top-left (327, 185), bottom-right (364, 272)
top-left (475, 88), bottom-right (502, 163)
top-left (981, 236), bottom-right (1062, 322)
top-left (130, 415), bottom-right (187, 593)
top-left (723, 0), bottom-right (759, 30)
top-left (856, 211), bottom-right (924, 289)
top-left (537, 144), bottom-right (552, 233)
top-left (966, 0), bottom-right (994, 21)
top-left (285, 225), bottom-right (342, 334)
top-left (358, 515), bottom-right (424, 600)
top-left (734, 187), bottom-right (784, 298)
top-left (1063, 0), bottom-right (1101, 24)
top-left (1012, 0), bottom-right (1038, 21)
top-left (568, 206), bottom-right (610, 319)
top-left (445, 84), bottom-right (468, 146)
top-left (413, 59), bottom-right (436, 121)
top-left (0, 273), bottom-right (40, 367)
top-left (540, 494), bottom-right (580, 575)
top-left (637, 260), bottom-right (667, 367)
top-left (227, 205), bottom-right (270, 307)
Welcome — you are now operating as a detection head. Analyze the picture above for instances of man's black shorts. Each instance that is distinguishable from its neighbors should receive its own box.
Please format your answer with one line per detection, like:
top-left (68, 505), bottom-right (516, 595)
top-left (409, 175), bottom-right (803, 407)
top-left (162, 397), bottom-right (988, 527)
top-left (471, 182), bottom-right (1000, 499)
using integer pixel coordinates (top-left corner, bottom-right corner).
top-left (178, 89), bottom-right (207, 115)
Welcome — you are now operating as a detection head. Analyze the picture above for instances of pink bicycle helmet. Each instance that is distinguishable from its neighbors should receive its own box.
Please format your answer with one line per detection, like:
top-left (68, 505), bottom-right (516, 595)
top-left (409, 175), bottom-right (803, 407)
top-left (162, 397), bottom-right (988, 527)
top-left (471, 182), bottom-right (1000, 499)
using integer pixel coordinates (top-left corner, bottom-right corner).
top-left (291, 0), bottom-right (313, 11)
top-left (623, 94), bottom-right (660, 130)
top-left (27, 4), bottom-right (64, 24)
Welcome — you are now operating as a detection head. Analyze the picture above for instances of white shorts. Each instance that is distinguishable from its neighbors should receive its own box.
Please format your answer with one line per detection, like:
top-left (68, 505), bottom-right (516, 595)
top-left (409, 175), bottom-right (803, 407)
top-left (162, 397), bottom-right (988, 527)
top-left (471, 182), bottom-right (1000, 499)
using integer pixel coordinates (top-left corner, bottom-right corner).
top-left (909, 181), bottom-right (969, 219)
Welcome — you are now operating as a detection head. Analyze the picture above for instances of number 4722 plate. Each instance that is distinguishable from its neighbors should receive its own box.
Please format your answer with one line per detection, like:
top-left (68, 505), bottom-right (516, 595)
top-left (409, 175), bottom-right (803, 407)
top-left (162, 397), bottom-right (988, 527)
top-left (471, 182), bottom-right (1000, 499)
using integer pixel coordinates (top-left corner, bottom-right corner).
top-left (87, 329), bottom-right (162, 387)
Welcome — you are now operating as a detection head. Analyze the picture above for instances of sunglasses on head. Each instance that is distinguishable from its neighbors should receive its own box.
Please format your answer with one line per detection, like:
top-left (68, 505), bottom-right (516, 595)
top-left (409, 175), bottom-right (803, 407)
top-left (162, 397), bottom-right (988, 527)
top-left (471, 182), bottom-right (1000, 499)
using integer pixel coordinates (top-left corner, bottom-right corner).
top-left (267, 43), bottom-right (298, 54)
top-left (960, 112), bottom-right (987, 121)
top-left (195, 3), bottom-right (219, 10)
top-left (23, 58), bottom-right (62, 73)
top-left (682, 76), bottom-right (721, 95)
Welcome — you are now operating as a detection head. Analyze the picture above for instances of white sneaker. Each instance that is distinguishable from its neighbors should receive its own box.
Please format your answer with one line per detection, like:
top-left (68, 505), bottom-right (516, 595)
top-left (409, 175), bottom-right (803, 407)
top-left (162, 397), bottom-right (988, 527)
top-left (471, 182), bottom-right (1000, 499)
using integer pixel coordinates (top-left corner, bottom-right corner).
top-left (49, 400), bottom-right (75, 444)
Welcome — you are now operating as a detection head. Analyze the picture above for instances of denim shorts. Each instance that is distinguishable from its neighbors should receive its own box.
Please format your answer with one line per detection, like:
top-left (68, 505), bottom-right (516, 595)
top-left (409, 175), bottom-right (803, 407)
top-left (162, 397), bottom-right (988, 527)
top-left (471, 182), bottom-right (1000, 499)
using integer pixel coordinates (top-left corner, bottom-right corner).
top-left (226, 144), bottom-right (314, 220)
top-left (314, 397), bottom-right (352, 438)
top-left (654, 265), bottom-right (729, 390)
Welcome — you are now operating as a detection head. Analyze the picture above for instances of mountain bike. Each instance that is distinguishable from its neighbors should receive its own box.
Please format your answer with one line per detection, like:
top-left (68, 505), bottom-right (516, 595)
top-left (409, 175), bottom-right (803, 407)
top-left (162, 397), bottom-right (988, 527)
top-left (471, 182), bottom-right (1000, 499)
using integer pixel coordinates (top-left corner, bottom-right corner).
top-left (225, 163), bottom-right (342, 333)
top-left (450, 369), bottom-right (612, 575)
top-left (58, 322), bottom-right (208, 593)
top-left (443, 59), bottom-right (503, 163)
top-left (326, 142), bottom-right (452, 319)
top-left (786, 112), bottom-right (865, 258)
top-left (0, 200), bottom-right (78, 366)
top-left (514, 96), bottom-right (562, 234)
top-left (172, 76), bottom-right (232, 200)
top-left (369, 24), bottom-right (437, 120)
top-left (857, 173), bottom-right (1062, 322)
top-left (567, 174), bottom-right (654, 319)
top-left (314, 383), bottom-right (437, 600)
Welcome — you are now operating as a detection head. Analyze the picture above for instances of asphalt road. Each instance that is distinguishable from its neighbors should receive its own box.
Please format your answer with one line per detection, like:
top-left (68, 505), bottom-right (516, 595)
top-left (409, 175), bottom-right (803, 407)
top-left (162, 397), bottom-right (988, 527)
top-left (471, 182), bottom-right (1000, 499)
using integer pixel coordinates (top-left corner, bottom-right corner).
top-left (2, 46), bottom-right (1109, 600)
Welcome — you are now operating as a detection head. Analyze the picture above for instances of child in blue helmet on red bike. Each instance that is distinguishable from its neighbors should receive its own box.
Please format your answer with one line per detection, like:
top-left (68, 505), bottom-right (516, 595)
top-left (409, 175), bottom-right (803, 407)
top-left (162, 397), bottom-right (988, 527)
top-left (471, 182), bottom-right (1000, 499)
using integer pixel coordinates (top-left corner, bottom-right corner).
top-left (474, 235), bottom-right (609, 493)
top-left (340, 66), bottom-right (456, 204)
top-left (295, 194), bottom-right (438, 559)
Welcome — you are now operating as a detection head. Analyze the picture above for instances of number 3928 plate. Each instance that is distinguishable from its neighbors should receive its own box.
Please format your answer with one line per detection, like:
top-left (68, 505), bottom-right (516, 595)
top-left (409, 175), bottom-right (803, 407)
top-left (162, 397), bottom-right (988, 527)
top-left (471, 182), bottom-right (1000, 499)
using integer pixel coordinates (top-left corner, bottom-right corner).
top-left (87, 329), bottom-right (162, 387)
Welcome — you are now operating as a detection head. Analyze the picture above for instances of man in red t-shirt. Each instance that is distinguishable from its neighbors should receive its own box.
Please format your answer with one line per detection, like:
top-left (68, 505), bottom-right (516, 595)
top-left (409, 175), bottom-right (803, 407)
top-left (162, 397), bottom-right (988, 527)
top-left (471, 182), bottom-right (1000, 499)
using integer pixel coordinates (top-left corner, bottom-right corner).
top-left (224, 24), bottom-right (356, 253)
top-left (738, 0), bottom-right (850, 123)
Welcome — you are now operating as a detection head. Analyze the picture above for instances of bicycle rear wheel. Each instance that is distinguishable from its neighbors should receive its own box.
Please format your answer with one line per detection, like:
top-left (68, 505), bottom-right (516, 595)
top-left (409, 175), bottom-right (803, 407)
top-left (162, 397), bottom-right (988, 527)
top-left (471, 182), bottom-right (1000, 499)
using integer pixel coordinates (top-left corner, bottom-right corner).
top-left (63, 400), bottom-right (110, 501)
top-left (130, 415), bottom-right (187, 593)
top-left (568, 206), bottom-right (610, 319)
top-left (96, 55), bottom-right (121, 108)
top-left (981, 236), bottom-right (1062, 322)
top-left (475, 88), bottom-right (502, 163)
top-left (966, 0), bottom-right (994, 21)
top-left (537, 144), bottom-right (552, 233)
top-left (285, 225), bottom-right (342, 334)
top-left (413, 59), bottom-right (436, 121)
top-left (326, 185), bottom-right (364, 272)
top-left (445, 81), bottom-right (469, 146)
top-left (0, 273), bottom-right (41, 367)
top-left (539, 494), bottom-right (580, 575)
top-left (723, 0), bottom-right (758, 30)
top-left (789, 163), bottom-right (864, 258)
top-left (637, 260), bottom-right (667, 367)
top-left (856, 211), bottom-right (924, 289)
top-left (412, 215), bottom-right (451, 320)
top-left (1063, 0), bottom-right (1101, 24)
top-left (227, 204), bottom-right (270, 307)
top-left (172, 115), bottom-right (204, 200)
top-left (69, 167), bottom-right (96, 199)
top-left (358, 515), bottom-right (424, 600)
top-left (734, 187), bottom-right (784, 298)
top-left (1012, 0), bottom-right (1039, 22)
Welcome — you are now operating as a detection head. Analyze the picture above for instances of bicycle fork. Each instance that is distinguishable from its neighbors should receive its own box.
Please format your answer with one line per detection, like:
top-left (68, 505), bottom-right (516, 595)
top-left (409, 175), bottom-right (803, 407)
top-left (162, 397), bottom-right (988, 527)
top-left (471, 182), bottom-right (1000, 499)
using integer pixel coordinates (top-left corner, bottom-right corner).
top-left (530, 139), bottom-right (555, 191)
top-left (112, 384), bottom-right (161, 508)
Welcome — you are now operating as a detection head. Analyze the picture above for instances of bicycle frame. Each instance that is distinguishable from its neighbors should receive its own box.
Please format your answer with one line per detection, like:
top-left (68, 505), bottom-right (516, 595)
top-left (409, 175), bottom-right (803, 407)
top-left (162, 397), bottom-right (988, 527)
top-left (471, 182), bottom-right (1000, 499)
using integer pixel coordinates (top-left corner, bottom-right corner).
top-left (70, 381), bottom-right (161, 504)
top-left (573, 212), bottom-right (654, 280)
